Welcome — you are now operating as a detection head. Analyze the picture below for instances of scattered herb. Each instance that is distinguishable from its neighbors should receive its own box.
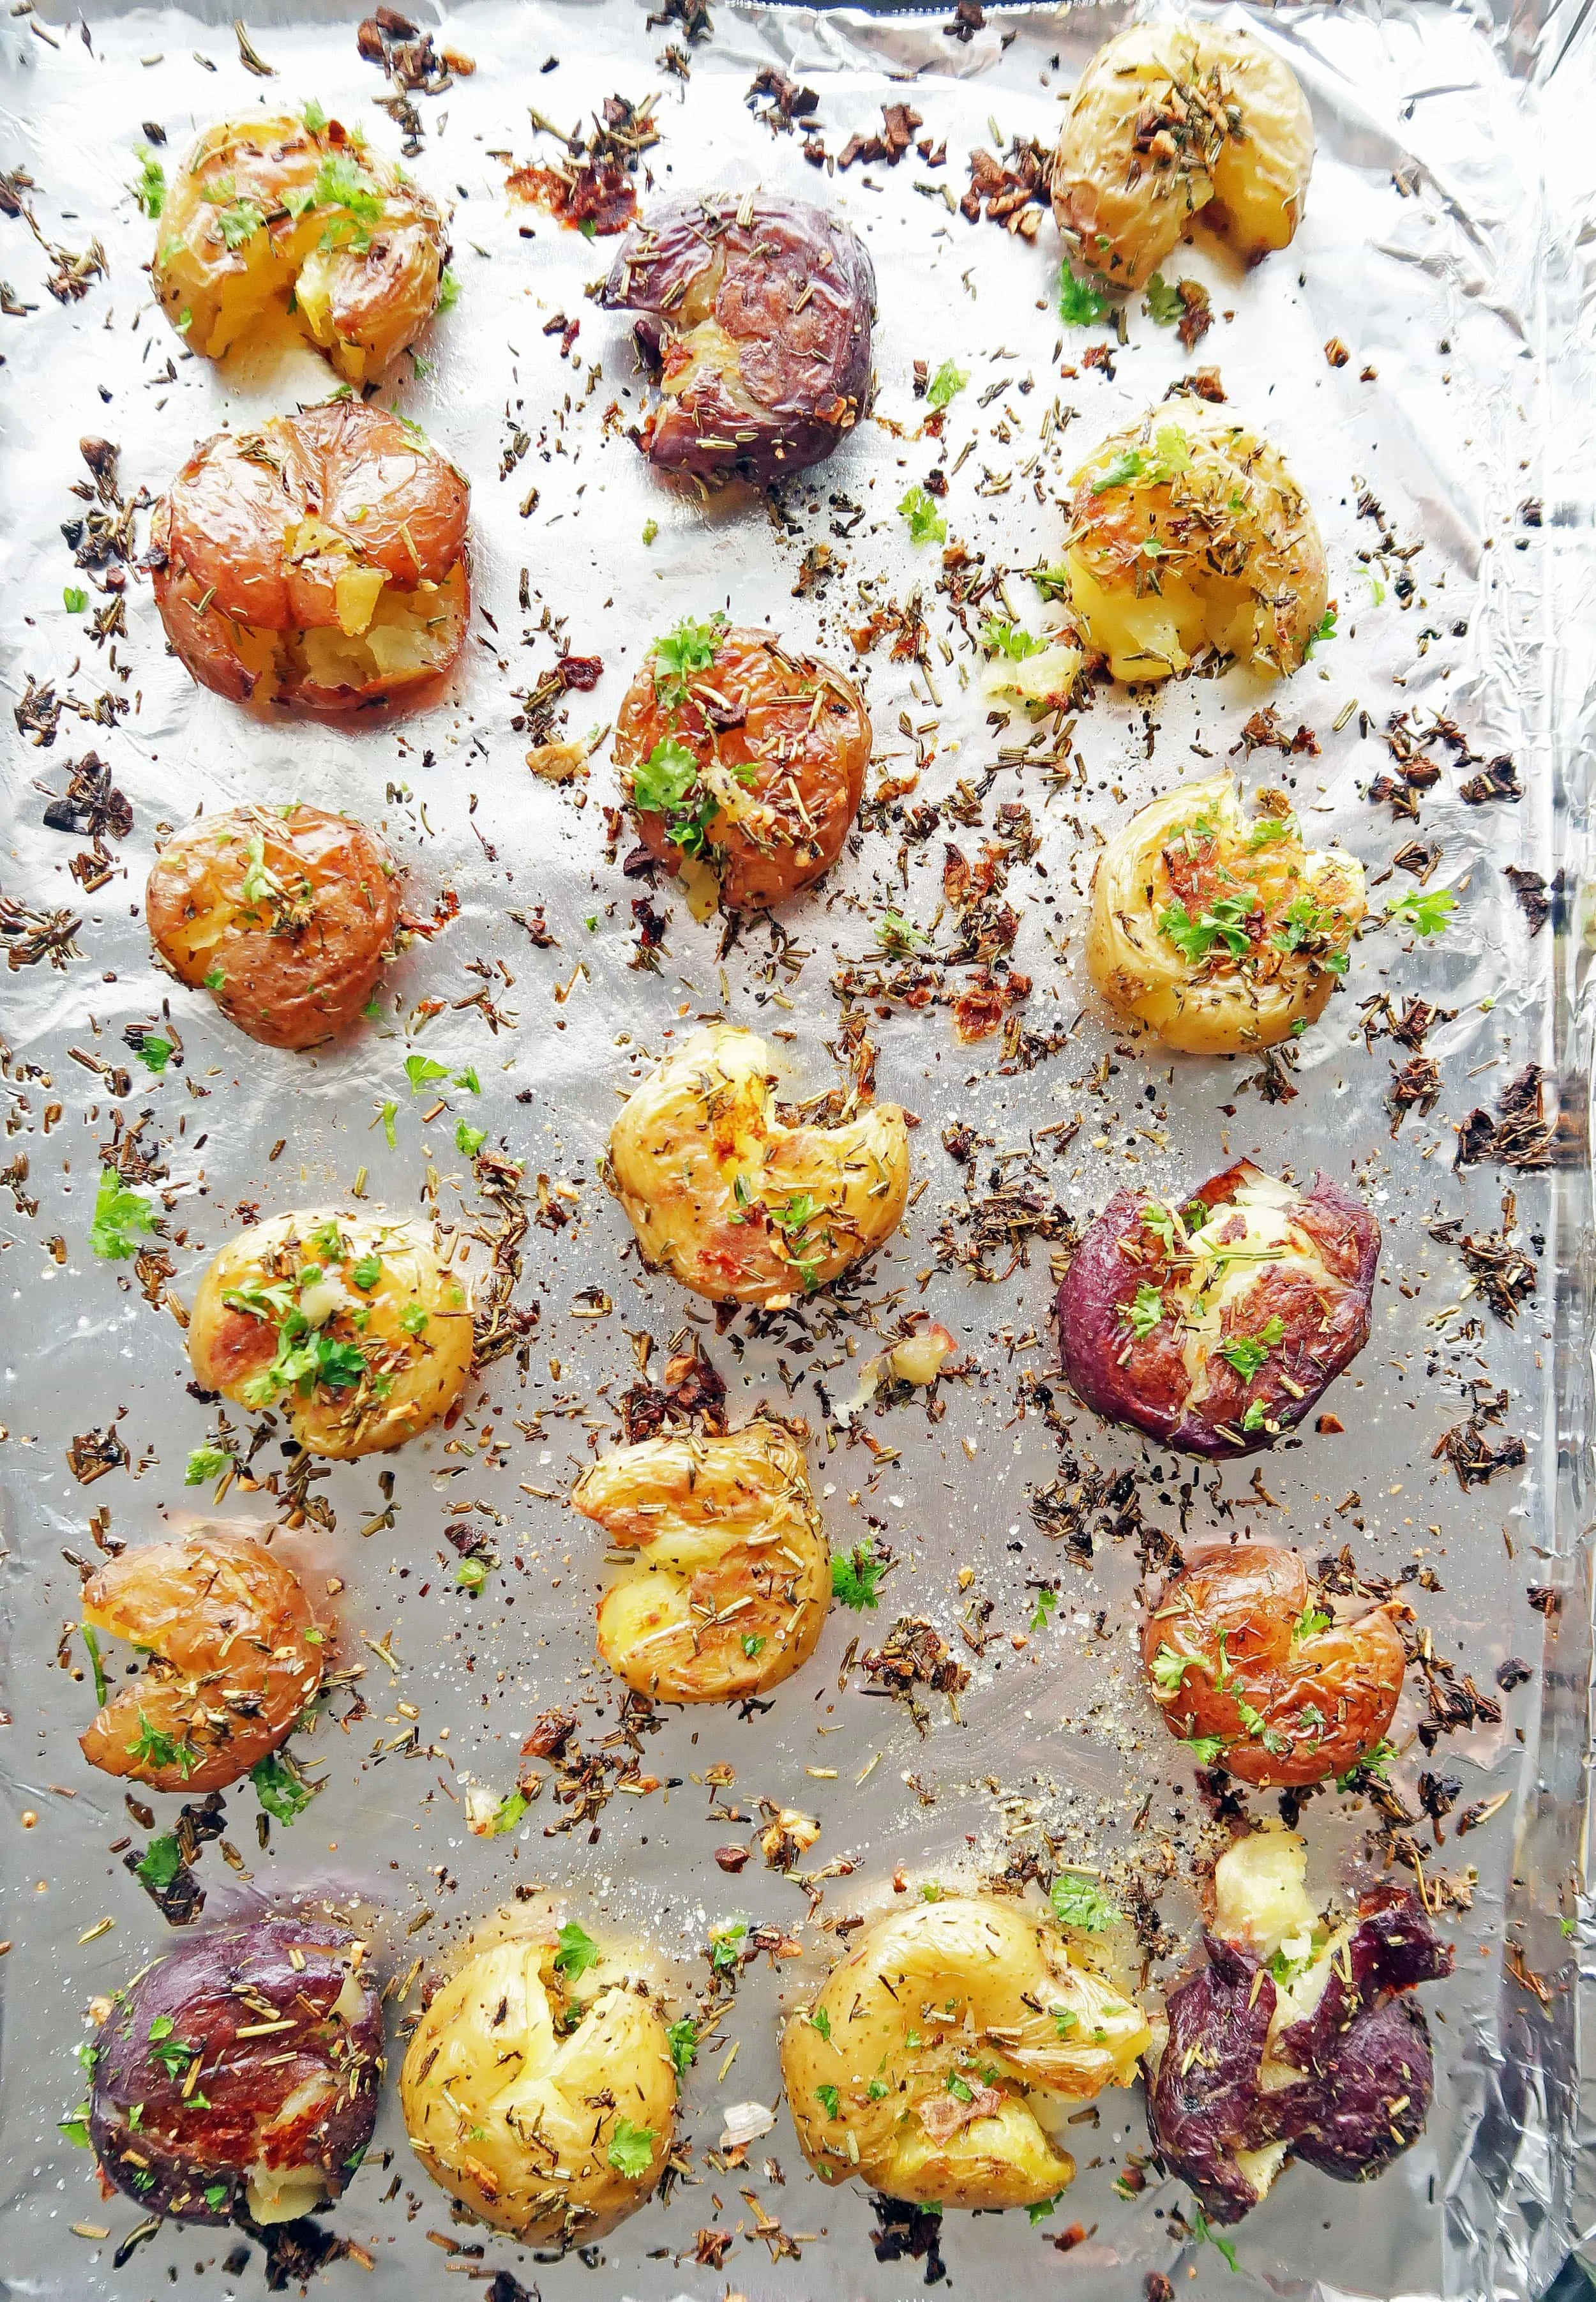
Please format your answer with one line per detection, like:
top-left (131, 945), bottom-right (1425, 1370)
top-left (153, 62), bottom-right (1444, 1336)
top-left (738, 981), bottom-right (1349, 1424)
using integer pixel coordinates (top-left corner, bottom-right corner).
top-left (831, 1541), bottom-right (887, 1610)
top-left (924, 358), bottom-right (968, 411)
top-left (1050, 1872), bottom-right (1116, 1934)
top-left (553, 1920), bottom-right (599, 1980)
top-left (1386, 888), bottom-right (1457, 937)
top-left (898, 485), bottom-right (946, 545)
top-left (606, 2118), bottom-right (656, 2178)
top-left (1059, 269), bottom-right (1111, 325)
top-left (89, 1165), bottom-right (156, 1261)
top-left (251, 1750), bottom-right (315, 1822)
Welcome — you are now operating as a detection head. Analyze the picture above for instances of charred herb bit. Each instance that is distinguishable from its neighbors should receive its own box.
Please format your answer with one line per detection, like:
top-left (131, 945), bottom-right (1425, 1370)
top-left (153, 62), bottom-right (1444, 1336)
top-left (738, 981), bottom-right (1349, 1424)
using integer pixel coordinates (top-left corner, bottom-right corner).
top-left (1433, 1417), bottom-right (1527, 1490)
top-left (1456, 1064), bottom-right (1555, 1172)
top-left (856, 1617), bottom-right (970, 1733)
top-left (1387, 1055), bottom-right (1442, 1137)
top-left (2, 887), bottom-right (84, 969)
top-left (1505, 865), bottom-right (1553, 935)
top-left (1457, 1210), bottom-right (1537, 1324)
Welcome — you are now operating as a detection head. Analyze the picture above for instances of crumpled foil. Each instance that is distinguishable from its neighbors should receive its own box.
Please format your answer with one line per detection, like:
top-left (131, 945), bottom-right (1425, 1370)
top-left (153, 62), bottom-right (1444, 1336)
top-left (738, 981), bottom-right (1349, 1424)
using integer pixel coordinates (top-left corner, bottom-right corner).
top-left (0, 0), bottom-right (1592, 2296)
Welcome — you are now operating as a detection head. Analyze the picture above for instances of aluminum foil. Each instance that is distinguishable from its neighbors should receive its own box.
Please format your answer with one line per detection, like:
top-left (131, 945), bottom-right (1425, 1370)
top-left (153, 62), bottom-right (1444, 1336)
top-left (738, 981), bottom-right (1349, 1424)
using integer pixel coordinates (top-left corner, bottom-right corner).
top-left (0, 0), bottom-right (1592, 2296)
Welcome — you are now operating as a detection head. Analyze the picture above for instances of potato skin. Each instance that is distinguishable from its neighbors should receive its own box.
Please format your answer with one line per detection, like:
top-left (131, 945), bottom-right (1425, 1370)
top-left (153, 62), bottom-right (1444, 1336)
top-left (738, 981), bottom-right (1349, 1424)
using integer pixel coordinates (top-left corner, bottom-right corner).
top-left (187, 1208), bottom-right (472, 1458)
top-left (79, 1531), bottom-right (324, 1794)
top-left (1053, 23), bottom-right (1314, 291)
top-left (151, 398), bottom-right (470, 716)
top-left (1087, 775), bottom-right (1365, 1052)
top-left (781, 1895), bottom-right (1149, 2208)
top-left (608, 1024), bottom-right (910, 1306)
top-left (601, 193), bottom-right (875, 486)
top-left (1062, 400), bottom-right (1326, 682)
top-left (147, 803), bottom-right (400, 1050)
top-left (1142, 1544), bottom-right (1404, 1785)
top-left (571, 1421), bottom-right (830, 1700)
top-left (400, 1930), bottom-right (677, 2245)
top-left (153, 112), bottom-right (447, 379)
top-left (614, 622), bottom-right (870, 914)
top-left (1055, 1160), bottom-right (1379, 1457)
top-left (86, 1919), bottom-right (381, 2226)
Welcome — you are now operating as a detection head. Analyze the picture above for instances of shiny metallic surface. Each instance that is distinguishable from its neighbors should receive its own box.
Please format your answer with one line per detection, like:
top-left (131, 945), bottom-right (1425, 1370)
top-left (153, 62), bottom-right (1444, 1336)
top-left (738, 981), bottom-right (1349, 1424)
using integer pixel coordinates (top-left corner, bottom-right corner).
top-left (0, 1), bottom-right (1592, 2295)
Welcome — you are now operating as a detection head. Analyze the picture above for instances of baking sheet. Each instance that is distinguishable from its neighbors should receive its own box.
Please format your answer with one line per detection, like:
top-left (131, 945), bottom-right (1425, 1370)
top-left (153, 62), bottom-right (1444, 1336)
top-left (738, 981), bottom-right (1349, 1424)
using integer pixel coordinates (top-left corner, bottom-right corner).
top-left (0, 0), bottom-right (1591, 2295)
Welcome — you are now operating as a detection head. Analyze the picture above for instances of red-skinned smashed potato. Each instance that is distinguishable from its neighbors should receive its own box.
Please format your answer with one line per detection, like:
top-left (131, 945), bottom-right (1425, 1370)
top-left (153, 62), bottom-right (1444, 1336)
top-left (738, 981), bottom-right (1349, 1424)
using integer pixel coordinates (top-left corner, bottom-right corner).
top-left (1055, 1160), bottom-right (1378, 1457)
top-left (153, 110), bottom-right (448, 380)
top-left (1053, 23), bottom-right (1314, 292)
top-left (608, 1024), bottom-right (910, 1306)
top-left (614, 616), bottom-right (870, 915)
top-left (84, 1919), bottom-right (382, 2225)
top-left (147, 803), bottom-right (401, 1050)
top-left (79, 1531), bottom-right (324, 1794)
top-left (151, 398), bottom-right (469, 715)
top-left (1141, 1544), bottom-right (1404, 1785)
top-left (601, 193), bottom-right (875, 486)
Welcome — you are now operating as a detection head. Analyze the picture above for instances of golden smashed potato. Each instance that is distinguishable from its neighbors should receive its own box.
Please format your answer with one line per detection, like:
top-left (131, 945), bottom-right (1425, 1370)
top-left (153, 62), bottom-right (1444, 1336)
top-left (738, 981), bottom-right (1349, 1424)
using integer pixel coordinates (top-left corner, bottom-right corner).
top-left (147, 803), bottom-right (401, 1050)
top-left (1062, 401), bottom-right (1327, 681)
top-left (608, 1024), bottom-right (910, 1306)
top-left (152, 397), bottom-right (470, 715)
top-left (570, 1421), bottom-right (830, 1701)
top-left (400, 1924), bottom-right (678, 2245)
top-left (782, 1895), bottom-right (1149, 2208)
top-left (614, 618), bottom-right (870, 916)
top-left (1087, 774), bottom-right (1365, 1051)
top-left (1143, 1543), bottom-right (1405, 1785)
top-left (187, 1208), bottom-right (472, 1458)
top-left (1053, 23), bottom-right (1314, 290)
top-left (78, 1531), bottom-right (323, 1794)
top-left (153, 110), bottom-right (448, 379)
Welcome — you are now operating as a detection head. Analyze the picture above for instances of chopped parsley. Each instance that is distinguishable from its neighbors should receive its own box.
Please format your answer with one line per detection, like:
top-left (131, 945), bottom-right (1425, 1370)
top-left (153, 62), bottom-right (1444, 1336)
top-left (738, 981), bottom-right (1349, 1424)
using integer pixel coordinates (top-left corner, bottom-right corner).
top-left (89, 1165), bottom-right (156, 1261)
top-left (1058, 269), bottom-right (1111, 326)
top-left (485, 1789), bottom-right (527, 1836)
top-left (1182, 1734), bottom-right (1228, 1765)
top-left (651, 612), bottom-right (725, 706)
top-left (1293, 1603), bottom-right (1332, 1643)
top-left (216, 199), bottom-right (264, 250)
top-left (815, 2082), bottom-right (841, 2119)
top-left (1217, 1315), bottom-right (1285, 1381)
top-left (1159, 893), bottom-right (1254, 963)
top-left (350, 1253), bottom-right (382, 1289)
top-left (1150, 1643), bottom-right (1193, 1692)
top-left (184, 1444), bottom-right (232, 1487)
top-left (303, 98), bottom-right (328, 133)
top-left (404, 1054), bottom-right (450, 1094)
top-left (809, 2005), bottom-right (832, 2041)
top-left (127, 1713), bottom-right (198, 1776)
top-left (553, 1920), bottom-right (599, 1980)
top-left (1385, 886), bottom-right (1457, 937)
top-left (1123, 1280), bottom-right (1164, 1340)
top-left (831, 1541), bottom-right (887, 1610)
top-left (924, 357), bottom-right (968, 411)
top-left (1304, 605), bottom-right (1338, 656)
top-left (134, 1833), bottom-right (184, 1891)
top-left (981, 616), bottom-right (1044, 661)
top-left (1143, 273), bottom-right (1184, 326)
top-left (631, 734), bottom-right (715, 856)
top-left (1190, 2202), bottom-right (1240, 2273)
top-left (898, 485), bottom-right (946, 545)
top-left (1050, 1872), bottom-right (1116, 1934)
top-left (710, 1919), bottom-right (747, 1973)
top-left (606, 2117), bottom-right (656, 2177)
top-left (133, 151), bottom-right (165, 217)
top-left (875, 909), bottom-right (927, 955)
top-left (437, 263), bottom-right (460, 312)
top-left (455, 1118), bottom-right (487, 1158)
top-left (251, 1749), bottom-right (316, 1822)
top-left (58, 2105), bottom-right (93, 2149)
top-left (1030, 1585), bottom-right (1058, 1633)
top-left (63, 584), bottom-right (87, 614)
top-left (666, 2017), bottom-right (698, 2077)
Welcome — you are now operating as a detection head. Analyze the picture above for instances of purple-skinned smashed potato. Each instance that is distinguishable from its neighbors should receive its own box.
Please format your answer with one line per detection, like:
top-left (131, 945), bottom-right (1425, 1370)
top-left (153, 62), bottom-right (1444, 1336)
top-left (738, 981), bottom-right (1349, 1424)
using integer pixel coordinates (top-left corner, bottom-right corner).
top-left (1055, 1159), bottom-right (1379, 1457)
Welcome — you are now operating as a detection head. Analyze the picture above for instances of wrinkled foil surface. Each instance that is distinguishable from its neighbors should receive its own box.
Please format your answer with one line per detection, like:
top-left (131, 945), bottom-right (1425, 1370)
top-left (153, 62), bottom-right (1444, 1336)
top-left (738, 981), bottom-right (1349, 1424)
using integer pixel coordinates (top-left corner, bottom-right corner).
top-left (1, 1), bottom-right (1595, 2297)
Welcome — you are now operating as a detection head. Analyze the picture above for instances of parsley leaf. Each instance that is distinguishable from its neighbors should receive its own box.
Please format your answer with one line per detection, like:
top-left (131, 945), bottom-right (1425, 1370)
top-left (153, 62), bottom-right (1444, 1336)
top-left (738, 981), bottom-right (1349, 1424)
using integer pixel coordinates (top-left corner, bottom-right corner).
top-left (1293, 1603), bottom-right (1332, 1642)
top-left (1182, 1734), bottom-right (1229, 1765)
top-left (1159, 894), bottom-right (1254, 964)
top-left (1090, 446), bottom-right (1145, 496)
top-left (632, 733), bottom-right (698, 814)
top-left (1150, 1643), bottom-right (1192, 1692)
top-left (831, 1541), bottom-right (887, 1610)
top-left (455, 1118), bottom-right (486, 1158)
top-left (437, 263), bottom-right (460, 313)
top-left (133, 151), bottom-right (165, 217)
top-left (665, 2017), bottom-right (698, 2077)
top-left (63, 584), bottom-right (88, 614)
top-left (379, 1100), bottom-right (398, 1149)
top-left (652, 613), bottom-right (725, 705)
top-left (89, 1165), bottom-right (156, 1261)
top-left (58, 2104), bottom-right (93, 2149)
top-left (553, 1921), bottom-right (599, 1981)
top-left (1122, 1280), bottom-right (1164, 1340)
top-left (1059, 269), bottom-right (1111, 326)
top-left (809, 2005), bottom-right (832, 2041)
top-left (1304, 604), bottom-right (1337, 656)
top-left (127, 1713), bottom-right (197, 1776)
top-left (350, 1253), bottom-right (382, 1289)
top-left (251, 1749), bottom-right (316, 1823)
top-left (303, 98), bottom-right (328, 133)
top-left (453, 1065), bottom-right (481, 1094)
top-left (134, 1833), bottom-right (184, 1891)
top-left (924, 358), bottom-right (968, 411)
top-left (1217, 1315), bottom-right (1284, 1381)
top-left (312, 151), bottom-right (382, 231)
top-left (1190, 2202), bottom-right (1240, 2273)
top-left (486, 1789), bottom-right (527, 1836)
top-left (216, 199), bottom-right (264, 250)
top-left (1030, 1585), bottom-right (1058, 1633)
top-left (815, 2082), bottom-right (841, 2119)
top-left (134, 1033), bottom-right (174, 1075)
top-left (1385, 887), bottom-right (1457, 937)
top-left (710, 1919), bottom-right (747, 1973)
top-left (1050, 1871), bottom-right (1116, 1934)
top-left (981, 616), bottom-right (1044, 661)
top-left (606, 2117), bottom-right (656, 2178)
top-left (184, 1444), bottom-right (232, 1487)
top-left (1143, 273), bottom-right (1184, 326)
top-left (404, 1054), bottom-right (449, 1094)
top-left (898, 485), bottom-right (946, 546)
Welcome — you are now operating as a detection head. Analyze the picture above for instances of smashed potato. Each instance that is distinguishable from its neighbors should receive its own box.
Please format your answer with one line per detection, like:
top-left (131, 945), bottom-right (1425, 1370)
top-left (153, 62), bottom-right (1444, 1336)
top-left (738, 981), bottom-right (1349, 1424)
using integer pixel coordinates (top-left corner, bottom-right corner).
top-left (151, 398), bottom-right (470, 715)
top-left (79, 1531), bottom-right (324, 1794)
top-left (84, 1919), bottom-right (381, 2225)
top-left (1053, 23), bottom-right (1314, 291)
top-left (187, 1208), bottom-right (472, 1458)
top-left (1055, 1160), bottom-right (1380, 1456)
top-left (614, 616), bottom-right (870, 915)
top-left (153, 110), bottom-right (448, 379)
top-left (1149, 1829), bottom-right (1452, 2223)
top-left (147, 802), bottom-right (401, 1050)
top-left (602, 192), bottom-right (875, 486)
top-left (608, 1026), bottom-right (910, 1306)
top-left (781, 1895), bottom-right (1149, 2207)
top-left (1061, 401), bottom-right (1327, 681)
top-left (570, 1421), bottom-right (830, 1700)
top-left (400, 1924), bottom-right (677, 2245)
top-left (1142, 1543), bottom-right (1405, 1785)
top-left (1087, 775), bottom-right (1365, 1051)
